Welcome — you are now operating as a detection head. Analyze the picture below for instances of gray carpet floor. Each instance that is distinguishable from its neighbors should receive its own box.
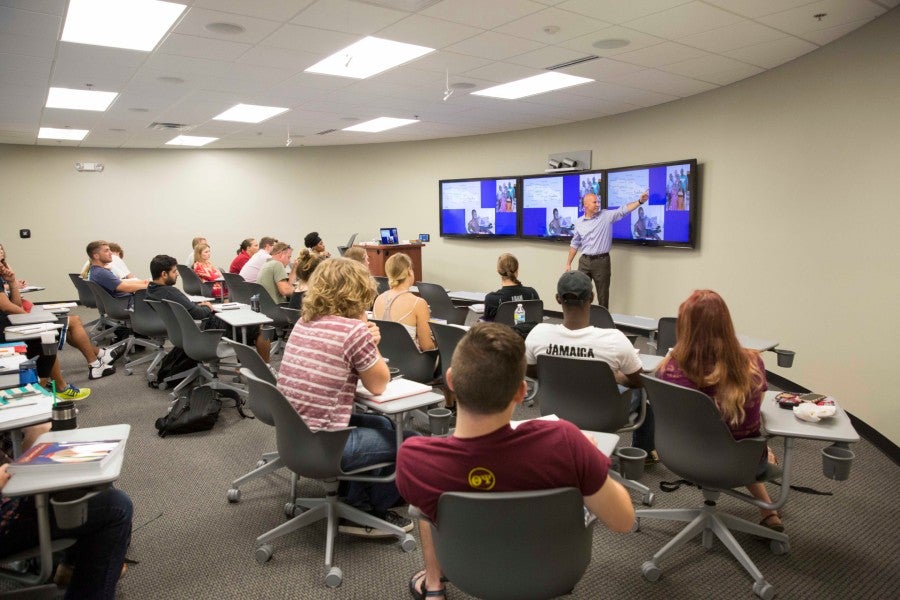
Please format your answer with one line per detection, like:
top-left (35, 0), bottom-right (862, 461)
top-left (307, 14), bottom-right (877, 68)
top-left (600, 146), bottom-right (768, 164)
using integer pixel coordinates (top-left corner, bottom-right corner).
top-left (6, 307), bottom-right (900, 599)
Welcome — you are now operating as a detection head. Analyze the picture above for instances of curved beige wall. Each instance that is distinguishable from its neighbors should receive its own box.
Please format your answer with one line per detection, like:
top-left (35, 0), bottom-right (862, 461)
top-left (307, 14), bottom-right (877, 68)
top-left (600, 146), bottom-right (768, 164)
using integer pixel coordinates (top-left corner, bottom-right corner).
top-left (2, 9), bottom-right (898, 443)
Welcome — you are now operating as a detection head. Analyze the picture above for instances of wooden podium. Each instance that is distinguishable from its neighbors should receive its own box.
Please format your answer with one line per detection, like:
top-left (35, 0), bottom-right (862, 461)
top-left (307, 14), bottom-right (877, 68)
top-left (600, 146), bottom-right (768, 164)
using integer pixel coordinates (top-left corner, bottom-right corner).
top-left (362, 244), bottom-right (425, 280)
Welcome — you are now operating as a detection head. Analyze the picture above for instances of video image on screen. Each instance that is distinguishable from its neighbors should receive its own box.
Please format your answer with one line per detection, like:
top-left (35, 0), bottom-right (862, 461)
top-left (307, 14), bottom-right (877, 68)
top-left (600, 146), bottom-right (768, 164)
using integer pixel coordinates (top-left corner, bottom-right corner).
top-left (439, 177), bottom-right (518, 237)
top-left (606, 160), bottom-right (696, 247)
top-left (521, 171), bottom-right (602, 239)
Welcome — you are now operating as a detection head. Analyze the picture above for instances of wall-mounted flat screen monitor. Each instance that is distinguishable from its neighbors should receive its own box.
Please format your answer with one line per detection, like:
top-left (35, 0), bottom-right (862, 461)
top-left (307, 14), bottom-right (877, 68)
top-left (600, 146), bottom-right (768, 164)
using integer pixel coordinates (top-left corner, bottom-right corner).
top-left (439, 177), bottom-right (519, 238)
top-left (606, 159), bottom-right (698, 249)
top-left (521, 170), bottom-right (603, 240)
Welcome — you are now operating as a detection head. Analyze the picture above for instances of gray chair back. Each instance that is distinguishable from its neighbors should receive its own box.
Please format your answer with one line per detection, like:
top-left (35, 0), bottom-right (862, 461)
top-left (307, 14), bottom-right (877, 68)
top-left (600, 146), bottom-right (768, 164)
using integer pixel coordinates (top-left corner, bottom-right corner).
top-left (241, 281), bottom-right (295, 328)
top-left (430, 323), bottom-right (466, 382)
top-left (589, 305), bottom-right (616, 329)
top-left (163, 299), bottom-right (227, 363)
top-left (371, 319), bottom-right (438, 383)
top-left (373, 276), bottom-right (390, 295)
top-left (415, 282), bottom-right (467, 326)
top-left (243, 369), bottom-right (352, 480)
top-left (641, 375), bottom-right (767, 489)
top-left (536, 355), bottom-right (633, 432)
top-left (656, 317), bottom-right (677, 356)
top-left (495, 299), bottom-right (543, 326)
top-left (225, 341), bottom-right (275, 424)
top-left (288, 291), bottom-right (304, 310)
top-left (131, 290), bottom-right (167, 338)
top-left (176, 264), bottom-right (204, 296)
top-left (222, 272), bottom-right (250, 304)
top-left (85, 280), bottom-right (131, 321)
top-left (68, 273), bottom-right (97, 309)
top-left (431, 488), bottom-right (593, 600)
top-left (145, 299), bottom-right (184, 348)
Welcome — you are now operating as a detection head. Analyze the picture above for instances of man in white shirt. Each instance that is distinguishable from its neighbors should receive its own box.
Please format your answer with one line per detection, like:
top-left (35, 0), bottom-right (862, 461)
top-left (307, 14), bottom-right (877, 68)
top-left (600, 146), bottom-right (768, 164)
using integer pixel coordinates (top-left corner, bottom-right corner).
top-left (239, 236), bottom-right (277, 283)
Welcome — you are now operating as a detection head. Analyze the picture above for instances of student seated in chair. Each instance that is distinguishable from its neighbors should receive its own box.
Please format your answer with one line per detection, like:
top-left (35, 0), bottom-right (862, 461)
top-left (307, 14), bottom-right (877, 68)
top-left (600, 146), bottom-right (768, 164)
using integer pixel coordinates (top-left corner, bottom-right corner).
top-left (396, 323), bottom-right (635, 600)
top-left (656, 289), bottom-right (783, 532)
top-left (85, 240), bottom-right (148, 299)
top-left (146, 255), bottom-right (270, 362)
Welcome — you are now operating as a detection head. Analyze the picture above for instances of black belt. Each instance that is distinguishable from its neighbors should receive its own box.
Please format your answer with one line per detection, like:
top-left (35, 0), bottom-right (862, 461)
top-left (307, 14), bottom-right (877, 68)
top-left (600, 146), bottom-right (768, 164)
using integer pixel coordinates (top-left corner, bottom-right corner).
top-left (582, 253), bottom-right (609, 258)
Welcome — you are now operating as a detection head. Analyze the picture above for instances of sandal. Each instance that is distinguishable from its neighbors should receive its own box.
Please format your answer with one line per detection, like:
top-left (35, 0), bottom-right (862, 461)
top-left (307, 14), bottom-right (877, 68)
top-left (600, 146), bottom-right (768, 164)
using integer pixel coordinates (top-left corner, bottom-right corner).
top-left (759, 514), bottom-right (784, 533)
top-left (409, 570), bottom-right (447, 600)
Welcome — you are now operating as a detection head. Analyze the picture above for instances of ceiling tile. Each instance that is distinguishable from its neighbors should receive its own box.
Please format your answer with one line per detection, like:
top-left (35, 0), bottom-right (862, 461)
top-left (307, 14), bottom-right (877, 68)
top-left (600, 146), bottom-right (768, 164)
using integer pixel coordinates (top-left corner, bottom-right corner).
top-left (505, 45), bottom-right (589, 69)
top-left (193, 0), bottom-right (315, 22)
top-left (0, 1), bottom-right (65, 16)
top-left (757, 0), bottom-right (884, 36)
top-left (679, 20), bottom-right (789, 53)
top-left (158, 33), bottom-right (253, 62)
top-left (703, 0), bottom-right (833, 19)
top-left (142, 53), bottom-right (233, 78)
top-left (408, 50), bottom-right (492, 74)
top-left (557, 0), bottom-right (692, 24)
top-left (799, 17), bottom-right (876, 45)
top-left (174, 7), bottom-right (283, 44)
top-left (614, 42), bottom-right (709, 68)
top-left (608, 68), bottom-right (718, 97)
top-left (376, 14), bottom-right (482, 48)
top-left (236, 45), bottom-right (319, 71)
top-left (660, 54), bottom-right (764, 85)
top-left (495, 7), bottom-right (612, 42)
top-left (446, 30), bottom-right (543, 61)
top-left (0, 52), bottom-right (51, 76)
top-left (567, 80), bottom-right (679, 107)
top-left (291, 0), bottom-right (407, 34)
top-left (422, 0), bottom-right (545, 29)
top-left (561, 57), bottom-right (645, 81)
top-left (560, 25), bottom-right (664, 57)
top-left (0, 5), bottom-right (60, 37)
top-left (0, 31), bottom-right (57, 58)
top-left (261, 23), bottom-right (357, 54)
top-left (625, 2), bottom-right (745, 38)
top-left (55, 43), bottom-right (147, 67)
top-left (724, 36), bottom-right (819, 68)
top-left (461, 62), bottom-right (540, 83)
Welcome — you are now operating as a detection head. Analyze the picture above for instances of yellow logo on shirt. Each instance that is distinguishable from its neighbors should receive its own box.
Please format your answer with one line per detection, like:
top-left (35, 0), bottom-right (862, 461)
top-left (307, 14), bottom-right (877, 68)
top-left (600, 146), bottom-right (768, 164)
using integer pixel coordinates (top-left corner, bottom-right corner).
top-left (468, 467), bottom-right (495, 490)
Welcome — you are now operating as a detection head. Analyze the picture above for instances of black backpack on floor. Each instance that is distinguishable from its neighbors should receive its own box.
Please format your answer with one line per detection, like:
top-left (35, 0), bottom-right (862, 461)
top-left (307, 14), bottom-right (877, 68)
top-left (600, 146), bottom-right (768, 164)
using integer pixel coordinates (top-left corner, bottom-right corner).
top-left (149, 347), bottom-right (198, 389)
top-left (155, 386), bottom-right (222, 437)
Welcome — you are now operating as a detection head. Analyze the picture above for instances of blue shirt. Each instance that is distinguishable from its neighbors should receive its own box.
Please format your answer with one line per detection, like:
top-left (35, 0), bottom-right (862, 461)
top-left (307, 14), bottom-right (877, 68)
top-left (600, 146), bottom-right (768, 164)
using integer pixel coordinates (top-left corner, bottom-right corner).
top-left (88, 265), bottom-right (129, 298)
top-left (570, 206), bottom-right (629, 255)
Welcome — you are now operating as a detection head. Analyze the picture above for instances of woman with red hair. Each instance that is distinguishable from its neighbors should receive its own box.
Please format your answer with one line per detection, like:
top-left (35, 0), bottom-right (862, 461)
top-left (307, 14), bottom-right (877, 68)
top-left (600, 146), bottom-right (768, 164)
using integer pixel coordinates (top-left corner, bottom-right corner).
top-left (656, 290), bottom-right (783, 532)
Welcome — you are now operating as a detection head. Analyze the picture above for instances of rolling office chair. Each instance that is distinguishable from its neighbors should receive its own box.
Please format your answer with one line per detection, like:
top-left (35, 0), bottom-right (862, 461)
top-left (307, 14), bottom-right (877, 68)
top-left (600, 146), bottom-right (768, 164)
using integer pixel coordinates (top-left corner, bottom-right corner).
top-left (414, 282), bottom-right (468, 326)
top-left (68, 273), bottom-right (115, 343)
top-left (176, 264), bottom-right (217, 298)
top-left (124, 290), bottom-right (169, 381)
top-left (336, 233), bottom-right (358, 256)
top-left (84, 280), bottom-right (157, 358)
top-left (239, 281), bottom-right (299, 355)
top-left (162, 300), bottom-right (246, 400)
top-left (429, 322), bottom-right (467, 385)
top-left (590, 304), bottom-right (616, 329)
top-left (424, 488), bottom-right (594, 600)
top-left (371, 319), bottom-right (439, 384)
top-left (635, 375), bottom-right (789, 600)
top-left (144, 299), bottom-right (201, 395)
top-left (536, 354), bottom-right (655, 506)
top-left (221, 272), bottom-right (250, 304)
top-left (494, 299), bottom-right (544, 326)
top-left (242, 370), bottom-right (416, 588)
top-left (656, 317), bottom-right (677, 356)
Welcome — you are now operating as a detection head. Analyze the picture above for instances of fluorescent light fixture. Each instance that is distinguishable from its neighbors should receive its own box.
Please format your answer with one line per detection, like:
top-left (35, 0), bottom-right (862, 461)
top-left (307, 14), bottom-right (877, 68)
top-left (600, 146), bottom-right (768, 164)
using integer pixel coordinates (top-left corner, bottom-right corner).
top-left (166, 135), bottom-right (218, 147)
top-left (62, 0), bottom-right (187, 52)
top-left (38, 127), bottom-right (89, 141)
top-left (212, 104), bottom-right (289, 124)
top-left (46, 87), bottom-right (118, 112)
top-left (342, 117), bottom-right (419, 133)
top-left (472, 72), bottom-right (593, 100)
top-left (305, 36), bottom-right (434, 79)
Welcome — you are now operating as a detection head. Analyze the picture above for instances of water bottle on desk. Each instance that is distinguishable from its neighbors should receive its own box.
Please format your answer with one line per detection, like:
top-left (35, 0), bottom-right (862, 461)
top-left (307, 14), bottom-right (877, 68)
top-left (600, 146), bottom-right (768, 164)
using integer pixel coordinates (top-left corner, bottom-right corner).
top-left (250, 294), bottom-right (260, 312)
top-left (514, 303), bottom-right (526, 325)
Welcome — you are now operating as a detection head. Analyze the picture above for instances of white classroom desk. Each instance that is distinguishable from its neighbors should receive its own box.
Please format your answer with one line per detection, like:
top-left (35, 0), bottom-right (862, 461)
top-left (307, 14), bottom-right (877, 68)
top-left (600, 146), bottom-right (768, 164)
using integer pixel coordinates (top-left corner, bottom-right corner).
top-left (611, 313), bottom-right (658, 333)
top-left (448, 291), bottom-right (487, 303)
top-left (8, 307), bottom-right (61, 326)
top-left (0, 387), bottom-right (53, 456)
top-left (358, 390), bottom-right (444, 452)
top-left (2, 424), bottom-right (130, 585)
top-left (213, 306), bottom-right (272, 344)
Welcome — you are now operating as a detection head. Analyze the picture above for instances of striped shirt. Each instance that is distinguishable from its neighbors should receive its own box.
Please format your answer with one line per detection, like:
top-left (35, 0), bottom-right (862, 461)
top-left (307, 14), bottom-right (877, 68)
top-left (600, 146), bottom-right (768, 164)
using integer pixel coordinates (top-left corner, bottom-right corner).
top-left (570, 205), bottom-right (629, 255)
top-left (277, 315), bottom-right (379, 432)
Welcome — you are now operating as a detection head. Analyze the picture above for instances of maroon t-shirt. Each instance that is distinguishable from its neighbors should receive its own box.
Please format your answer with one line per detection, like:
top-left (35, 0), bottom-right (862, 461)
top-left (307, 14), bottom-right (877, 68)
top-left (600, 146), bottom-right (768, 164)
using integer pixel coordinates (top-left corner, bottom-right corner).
top-left (396, 419), bottom-right (610, 523)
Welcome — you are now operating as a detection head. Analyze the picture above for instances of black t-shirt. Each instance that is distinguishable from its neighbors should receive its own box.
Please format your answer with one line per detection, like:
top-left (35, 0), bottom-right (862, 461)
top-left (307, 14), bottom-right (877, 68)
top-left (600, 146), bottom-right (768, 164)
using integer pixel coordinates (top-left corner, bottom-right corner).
top-left (483, 285), bottom-right (539, 320)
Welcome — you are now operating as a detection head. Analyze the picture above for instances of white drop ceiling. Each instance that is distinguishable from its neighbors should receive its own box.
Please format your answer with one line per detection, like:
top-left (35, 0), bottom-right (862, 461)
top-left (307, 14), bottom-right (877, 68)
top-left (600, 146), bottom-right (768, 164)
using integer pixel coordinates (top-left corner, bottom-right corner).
top-left (0, 0), bottom-right (894, 148)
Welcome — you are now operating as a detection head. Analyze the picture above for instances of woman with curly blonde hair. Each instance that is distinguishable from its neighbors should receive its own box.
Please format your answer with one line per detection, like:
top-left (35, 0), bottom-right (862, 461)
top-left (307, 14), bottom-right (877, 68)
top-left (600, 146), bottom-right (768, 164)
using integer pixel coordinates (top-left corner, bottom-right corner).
top-left (278, 258), bottom-right (417, 533)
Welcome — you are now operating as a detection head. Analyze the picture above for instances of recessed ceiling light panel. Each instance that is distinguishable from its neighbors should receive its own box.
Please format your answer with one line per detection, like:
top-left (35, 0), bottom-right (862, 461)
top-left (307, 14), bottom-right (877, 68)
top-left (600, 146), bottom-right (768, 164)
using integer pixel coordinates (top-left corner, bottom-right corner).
top-left (166, 135), bottom-right (218, 147)
top-left (343, 117), bottom-right (419, 133)
top-left (38, 127), bottom-right (89, 141)
top-left (305, 36), bottom-right (434, 79)
top-left (472, 72), bottom-right (593, 100)
top-left (212, 104), bottom-right (289, 124)
top-left (62, 0), bottom-right (187, 52)
top-left (46, 87), bottom-right (118, 111)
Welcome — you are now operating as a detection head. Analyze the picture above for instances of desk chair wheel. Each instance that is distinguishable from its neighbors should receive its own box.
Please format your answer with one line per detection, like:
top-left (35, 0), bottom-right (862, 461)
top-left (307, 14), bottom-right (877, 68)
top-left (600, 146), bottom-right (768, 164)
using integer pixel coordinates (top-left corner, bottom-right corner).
top-left (284, 502), bottom-right (301, 518)
top-left (125, 367), bottom-right (133, 376)
top-left (226, 488), bottom-right (241, 503)
top-left (641, 561), bottom-right (661, 582)
top-left (325, 566), bottom-right (343, 588)
top-left (753, 580), bottom-right (775, 600)
top-left (400, 534), bottom-right (417, 552)
top-left (255, 544), bottom-right (274, 564)
top-left (158, 382), bottom-right (168, 391)
top-left (256, 459), bottom-right (267, 468)
top-left (641, 492), bottom-right (655, 506)
top-left (630, 519), bottom-right (640, 533)
top-left (769, 540), bottom-right (789, 555)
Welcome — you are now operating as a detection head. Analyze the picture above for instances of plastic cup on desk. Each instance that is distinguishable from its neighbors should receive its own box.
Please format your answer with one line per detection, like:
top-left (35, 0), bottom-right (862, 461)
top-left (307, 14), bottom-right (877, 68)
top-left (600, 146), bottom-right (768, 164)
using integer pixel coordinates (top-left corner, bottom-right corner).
top-left (821, 444), bottom-right (854, 481)
top-left (427, 407), bottom-right (452, 437)
top-left (615, 447), bottom-right (647, 481)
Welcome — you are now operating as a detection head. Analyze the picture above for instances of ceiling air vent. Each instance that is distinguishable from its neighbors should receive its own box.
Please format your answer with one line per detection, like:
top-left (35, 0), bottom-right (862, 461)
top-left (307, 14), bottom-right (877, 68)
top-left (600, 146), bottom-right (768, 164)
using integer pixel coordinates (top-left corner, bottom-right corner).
top-left (316, 128), bottom-right (337, 135)
top-left (148, 122), bottom-right (193, 131)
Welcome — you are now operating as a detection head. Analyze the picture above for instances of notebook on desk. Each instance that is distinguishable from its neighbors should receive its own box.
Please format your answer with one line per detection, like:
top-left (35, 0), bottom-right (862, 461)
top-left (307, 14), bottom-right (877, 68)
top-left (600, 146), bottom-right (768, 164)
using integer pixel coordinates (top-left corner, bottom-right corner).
top-left (356, 377), bottom-right (431, 403)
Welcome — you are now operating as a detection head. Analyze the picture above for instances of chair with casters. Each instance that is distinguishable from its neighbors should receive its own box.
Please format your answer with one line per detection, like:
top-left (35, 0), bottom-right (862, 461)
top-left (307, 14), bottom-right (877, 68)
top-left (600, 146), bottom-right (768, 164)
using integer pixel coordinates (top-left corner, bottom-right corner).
top-left (84, 280), bottom-right (158, 359)
top-left (223, 339), bottom-right (297, 506)
top-left (288, 290), bottom-right (304, 310)
top-left (536, 354), bottom-right (654, 506)
top-left (424, 488), bottom-right (594, 600)
top-left (590, 304), bottom-right (616, 329)
top-left (494, 299), bottom-right (544, 326)
top-left (414, 282), bottom-right (468, 326)
top-left (429, 322), bottom-right (467, 385)
top-left (144, 299), bottom-right (202, 395)
top-left (373, 276), bottom-right (390, 296)
top-left (240, 282), bottom-right (299, 355)
top-left (221, 272), bottom-right (250, 305)
top-left (635, 375), bottom-right (790, 600)
top-left (242, 370), bottom-right (416, 588)
top-left (125, 290), bottom-right (168, 381)
top-left (371, 319), bottom-right (439, 384)
top-left (176, 264), bottom-right (217, 298)
top-left (162, 300), bottom-right (246, 401)
top-left (68, 273), bottom-right (115, 343)
top-left (656, 317), bottom-right (677, 357)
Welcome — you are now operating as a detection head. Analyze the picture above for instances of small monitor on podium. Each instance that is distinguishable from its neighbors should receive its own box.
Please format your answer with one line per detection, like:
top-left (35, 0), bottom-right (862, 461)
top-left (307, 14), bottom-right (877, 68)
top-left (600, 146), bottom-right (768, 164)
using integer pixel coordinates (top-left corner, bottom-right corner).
top-left (380, 227), bottom-right (399, 245)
